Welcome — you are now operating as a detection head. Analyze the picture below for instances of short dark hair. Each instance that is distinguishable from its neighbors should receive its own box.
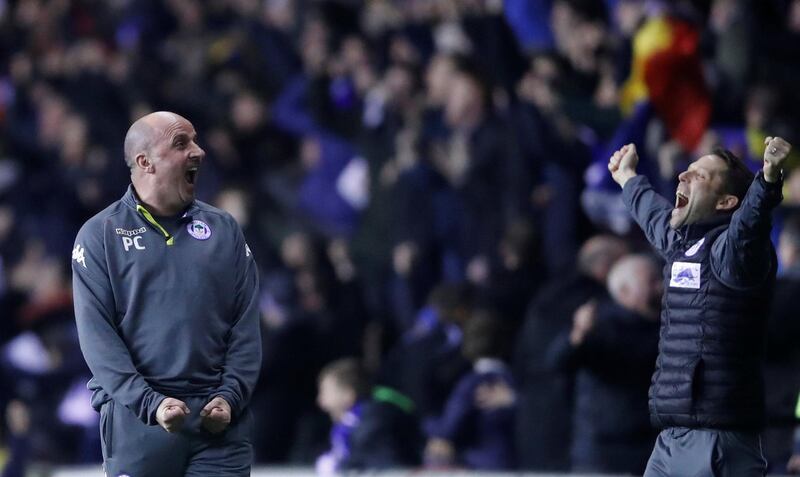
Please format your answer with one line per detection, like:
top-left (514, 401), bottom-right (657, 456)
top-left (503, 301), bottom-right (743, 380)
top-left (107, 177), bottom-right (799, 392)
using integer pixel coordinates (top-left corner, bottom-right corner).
top-left (712, 148), bottom-right (754, 205)
top-left (462, 312), bottom-right (508, 362)
top-left (428, 282), bottom-right (473, 323)
top-left (319, 358), bottom-right (370, 399)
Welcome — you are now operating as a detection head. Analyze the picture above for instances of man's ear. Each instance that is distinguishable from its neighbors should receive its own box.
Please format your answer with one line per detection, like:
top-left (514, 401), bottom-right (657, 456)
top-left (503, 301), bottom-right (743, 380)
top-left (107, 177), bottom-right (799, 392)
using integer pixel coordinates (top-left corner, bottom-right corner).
top-left (135, 153), bottom-right (154, 173)
top-left (716, 194), bottom-right (739, 212)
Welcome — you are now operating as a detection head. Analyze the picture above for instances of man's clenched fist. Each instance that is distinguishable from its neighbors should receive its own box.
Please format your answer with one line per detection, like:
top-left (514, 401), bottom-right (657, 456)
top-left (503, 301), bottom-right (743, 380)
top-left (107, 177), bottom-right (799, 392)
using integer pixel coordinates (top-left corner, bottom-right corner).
top-left (608, 143), bottom-right (640, 188)
top-left (200, 396), bottom-right (231, 434)
top-left (156, 397), bottom-right (190, 433)
top-left (763, 136), bottom-right (792, 183)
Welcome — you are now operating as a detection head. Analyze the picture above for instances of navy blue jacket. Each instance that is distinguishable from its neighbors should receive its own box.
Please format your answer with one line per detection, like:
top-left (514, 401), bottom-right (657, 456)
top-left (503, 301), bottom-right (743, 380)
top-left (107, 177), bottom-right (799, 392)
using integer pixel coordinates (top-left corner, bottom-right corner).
top-left (71, 186), bottom-right (261, 425)
top-left (622, 172), bottom-right (782, 429)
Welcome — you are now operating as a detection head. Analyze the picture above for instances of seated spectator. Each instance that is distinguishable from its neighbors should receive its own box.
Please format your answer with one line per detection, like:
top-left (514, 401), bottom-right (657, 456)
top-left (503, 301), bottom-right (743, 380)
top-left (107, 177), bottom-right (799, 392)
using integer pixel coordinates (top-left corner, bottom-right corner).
top-left (316, 358), bottom-right (420, 475)
top-left (423, 313), bottom-right (516, 471)
top-left (547, 254), bottom-right (661, 474)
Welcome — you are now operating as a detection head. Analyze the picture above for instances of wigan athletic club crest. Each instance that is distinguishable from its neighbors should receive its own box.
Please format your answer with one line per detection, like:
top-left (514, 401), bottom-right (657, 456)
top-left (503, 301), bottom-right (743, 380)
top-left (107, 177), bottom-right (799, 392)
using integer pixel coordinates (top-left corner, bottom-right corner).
top-left (187, 220), bottom-right (212, 240)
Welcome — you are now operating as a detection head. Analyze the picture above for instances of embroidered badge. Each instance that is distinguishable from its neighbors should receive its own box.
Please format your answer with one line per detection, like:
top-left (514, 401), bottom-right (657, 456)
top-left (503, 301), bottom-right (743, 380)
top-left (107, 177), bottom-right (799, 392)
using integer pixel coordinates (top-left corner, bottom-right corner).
top-left (670, 261), bottom-right (701, 289)
top-left (684, 237), bottom-right (705, 257)
top-left (187, 220), bottom-right (212, 240)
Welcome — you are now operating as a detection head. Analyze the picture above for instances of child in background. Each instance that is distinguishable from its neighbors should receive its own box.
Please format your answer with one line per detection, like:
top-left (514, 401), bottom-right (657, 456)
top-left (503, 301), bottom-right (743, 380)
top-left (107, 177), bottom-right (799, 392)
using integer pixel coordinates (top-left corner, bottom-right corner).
top-left (316, 358), bottom-right (420, 475)
top-left (423, 312), bottom-right (517, 470)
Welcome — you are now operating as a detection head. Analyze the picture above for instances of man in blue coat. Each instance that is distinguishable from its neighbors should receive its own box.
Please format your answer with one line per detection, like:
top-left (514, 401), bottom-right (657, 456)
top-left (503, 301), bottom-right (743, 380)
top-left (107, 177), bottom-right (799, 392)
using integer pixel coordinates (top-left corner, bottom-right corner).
top-left (72, 111), bottom-right (261, 476)
top-left (608, 136), bottom-right (791, 476)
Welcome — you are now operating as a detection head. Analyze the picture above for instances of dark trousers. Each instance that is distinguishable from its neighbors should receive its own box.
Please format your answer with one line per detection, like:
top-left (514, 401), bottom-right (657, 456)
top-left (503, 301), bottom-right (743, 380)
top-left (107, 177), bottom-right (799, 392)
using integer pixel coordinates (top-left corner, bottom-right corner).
top-left (99, 396), bottom-right (253, 477)
top-left (644, 427), bottom-right (767, 477)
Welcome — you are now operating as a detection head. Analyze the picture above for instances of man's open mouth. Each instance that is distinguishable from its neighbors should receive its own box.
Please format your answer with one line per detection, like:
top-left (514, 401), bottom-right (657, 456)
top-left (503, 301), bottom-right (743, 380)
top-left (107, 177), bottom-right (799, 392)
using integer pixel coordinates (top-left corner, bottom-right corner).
top-left (675, 192), bottom-right (688, 209)
top-left (185, 166), bottom-right (198, 185)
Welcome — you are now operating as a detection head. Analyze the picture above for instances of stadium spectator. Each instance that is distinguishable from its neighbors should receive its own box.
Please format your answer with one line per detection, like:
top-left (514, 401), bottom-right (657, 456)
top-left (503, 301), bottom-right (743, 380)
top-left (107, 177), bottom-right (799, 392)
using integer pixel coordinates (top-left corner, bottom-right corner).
top-left (424, 312), bottom-right (516, 470)
top-left (513, 233), bottom-right (628, 471)
top-left (547, 254), bottom-right (661, 474)
top-left (315, 358), bottom-right (420, 475)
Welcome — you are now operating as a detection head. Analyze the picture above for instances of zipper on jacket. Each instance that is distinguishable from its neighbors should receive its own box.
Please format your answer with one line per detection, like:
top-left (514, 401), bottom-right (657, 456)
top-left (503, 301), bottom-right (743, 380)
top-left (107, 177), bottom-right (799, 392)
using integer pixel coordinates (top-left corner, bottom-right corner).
top-left (136, 205), bottom-right (175, 245)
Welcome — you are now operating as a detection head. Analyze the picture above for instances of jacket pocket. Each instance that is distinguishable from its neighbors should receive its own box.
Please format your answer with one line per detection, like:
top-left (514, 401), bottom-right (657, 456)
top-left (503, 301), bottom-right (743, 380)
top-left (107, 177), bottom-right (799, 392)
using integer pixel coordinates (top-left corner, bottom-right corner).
top-left (100, 400), bottom-right (114, 459)
top-left (689, 357), bottom-right (703, 417)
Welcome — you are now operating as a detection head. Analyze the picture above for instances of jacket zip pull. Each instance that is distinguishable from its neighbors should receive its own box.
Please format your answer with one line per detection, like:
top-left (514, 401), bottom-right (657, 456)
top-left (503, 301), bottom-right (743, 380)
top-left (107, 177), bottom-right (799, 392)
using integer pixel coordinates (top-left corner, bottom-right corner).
top-left (136, 205), bottom-right (175, 245)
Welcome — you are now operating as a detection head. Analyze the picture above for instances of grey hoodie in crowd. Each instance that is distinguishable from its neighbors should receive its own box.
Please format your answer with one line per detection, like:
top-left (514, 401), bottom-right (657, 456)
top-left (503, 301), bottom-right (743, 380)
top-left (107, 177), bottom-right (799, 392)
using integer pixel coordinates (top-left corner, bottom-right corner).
top-left (71, 185), bottom-right (261, 425)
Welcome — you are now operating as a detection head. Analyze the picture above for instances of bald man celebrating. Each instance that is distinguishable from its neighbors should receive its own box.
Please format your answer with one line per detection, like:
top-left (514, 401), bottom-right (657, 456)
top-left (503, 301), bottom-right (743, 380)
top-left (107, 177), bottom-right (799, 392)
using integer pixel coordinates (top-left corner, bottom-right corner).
top-left (72, 112), bottom-right (261, 476)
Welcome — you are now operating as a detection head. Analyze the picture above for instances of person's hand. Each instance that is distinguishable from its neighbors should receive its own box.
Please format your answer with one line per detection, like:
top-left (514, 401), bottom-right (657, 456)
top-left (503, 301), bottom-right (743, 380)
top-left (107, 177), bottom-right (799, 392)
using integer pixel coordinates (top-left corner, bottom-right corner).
top-left (6, 400), bottom-right (31, 436)
top-left (570, 300), bottom-right (597, 346)
top-left (787, 453), bottom-right (800, 474)
top-left (763, 136), bottom-right (792, 183)
top-left (392, 241), bottom-right (418, 277)
top-left (156, 397), bottom-right (190, 433)
top-left (608, 143), bottom-right (640, 188)
top-left (424, 438), bottom-right (455, 468)
top-left (200, 396), bottom-right (231, 434)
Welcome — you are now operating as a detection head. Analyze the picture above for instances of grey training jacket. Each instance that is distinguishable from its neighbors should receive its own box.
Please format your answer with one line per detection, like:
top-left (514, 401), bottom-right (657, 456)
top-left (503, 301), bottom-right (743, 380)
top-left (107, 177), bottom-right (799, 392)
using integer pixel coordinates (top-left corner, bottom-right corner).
top-left (71, 185), bottom-right (261, 425)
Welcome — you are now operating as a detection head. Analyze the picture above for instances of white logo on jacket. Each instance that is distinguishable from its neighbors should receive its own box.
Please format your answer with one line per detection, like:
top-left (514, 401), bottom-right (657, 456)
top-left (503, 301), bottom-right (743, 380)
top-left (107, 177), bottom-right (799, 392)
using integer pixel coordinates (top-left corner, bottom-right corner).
top-left (670, 261), bottom-right (701, 289)
top-left (684, 237), bottom-right (705, 257)
top-left (72, 244), bottom-right (87, 268)
top-left (122, 235), bottom-right (146, 252)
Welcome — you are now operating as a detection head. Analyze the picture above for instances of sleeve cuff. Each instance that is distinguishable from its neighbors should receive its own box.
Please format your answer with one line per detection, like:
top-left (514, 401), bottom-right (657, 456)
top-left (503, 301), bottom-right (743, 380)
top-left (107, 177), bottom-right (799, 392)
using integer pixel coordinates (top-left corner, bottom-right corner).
top-left (214, 390), bottom-right (240, 417)
top-left (754, 170), bottom-right (784, 205)
top-left (757, 170), bottom-right (783, 188)
top-left (146, 392), bottom-right (168, 426)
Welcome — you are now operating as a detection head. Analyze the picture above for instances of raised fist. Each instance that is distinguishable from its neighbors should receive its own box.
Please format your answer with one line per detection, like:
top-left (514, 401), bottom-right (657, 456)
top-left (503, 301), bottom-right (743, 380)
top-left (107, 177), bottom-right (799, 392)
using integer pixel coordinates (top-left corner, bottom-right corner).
top-left (763, 136), bottom-right (792, 183)
top-left (608, 143), bottom-right (640, 188)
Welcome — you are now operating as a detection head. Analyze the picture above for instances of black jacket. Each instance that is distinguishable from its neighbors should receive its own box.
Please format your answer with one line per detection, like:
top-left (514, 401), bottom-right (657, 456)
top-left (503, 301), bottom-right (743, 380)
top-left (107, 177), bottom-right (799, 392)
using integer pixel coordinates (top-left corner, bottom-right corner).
top-left (622, 172), bottom-right (782, 430)
top-left (547, 299), bottom-right (659, 474)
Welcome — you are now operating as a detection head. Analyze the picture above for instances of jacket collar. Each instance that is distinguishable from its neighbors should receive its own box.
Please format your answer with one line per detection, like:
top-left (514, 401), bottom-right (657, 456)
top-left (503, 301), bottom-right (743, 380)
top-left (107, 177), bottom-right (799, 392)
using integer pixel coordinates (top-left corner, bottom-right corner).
top-left (678, 213), bottom-right (731, 241)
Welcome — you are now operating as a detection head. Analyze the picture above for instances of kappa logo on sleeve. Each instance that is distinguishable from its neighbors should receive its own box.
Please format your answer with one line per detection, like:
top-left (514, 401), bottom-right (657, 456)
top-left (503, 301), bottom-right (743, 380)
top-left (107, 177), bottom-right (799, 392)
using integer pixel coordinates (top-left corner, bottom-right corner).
top-left (72, 244), bottom-right (87, 268)
top-left (245, 243), bottom-right (252, 257)
top-left (670, 261), bottom-right (701, 289)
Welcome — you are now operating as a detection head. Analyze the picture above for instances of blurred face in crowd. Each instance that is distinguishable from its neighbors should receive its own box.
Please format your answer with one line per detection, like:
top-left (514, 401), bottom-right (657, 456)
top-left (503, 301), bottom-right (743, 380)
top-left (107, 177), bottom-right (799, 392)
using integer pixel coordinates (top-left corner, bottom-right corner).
top-left (127, 112), bottom-right (205, 215)
top-left (609, 256), bottom-right (663, 319)
top-left (778, 226), bottom-right (800, 269)
top-left (317, 374), bottom-right (356, 422)
top-left (231, 92), bottom-right (265, 133)
top-left (425, 53), bottom-right (456, 106)
top-left (444, 72), bottom-right (484, 129)
top-left (670, 155), bottom-right (737, 229)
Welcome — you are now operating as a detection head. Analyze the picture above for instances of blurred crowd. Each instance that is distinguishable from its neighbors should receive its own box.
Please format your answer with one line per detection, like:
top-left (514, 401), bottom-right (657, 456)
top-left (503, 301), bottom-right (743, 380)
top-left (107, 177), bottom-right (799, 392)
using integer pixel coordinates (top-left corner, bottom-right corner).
top-left (1, 0), bottom-right (800, 475)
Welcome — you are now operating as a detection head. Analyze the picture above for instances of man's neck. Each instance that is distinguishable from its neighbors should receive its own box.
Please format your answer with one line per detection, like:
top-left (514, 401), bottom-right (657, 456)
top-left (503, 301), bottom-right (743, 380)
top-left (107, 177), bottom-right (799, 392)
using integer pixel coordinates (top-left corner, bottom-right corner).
top-left (131, 182), bottom-right (185, 217)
